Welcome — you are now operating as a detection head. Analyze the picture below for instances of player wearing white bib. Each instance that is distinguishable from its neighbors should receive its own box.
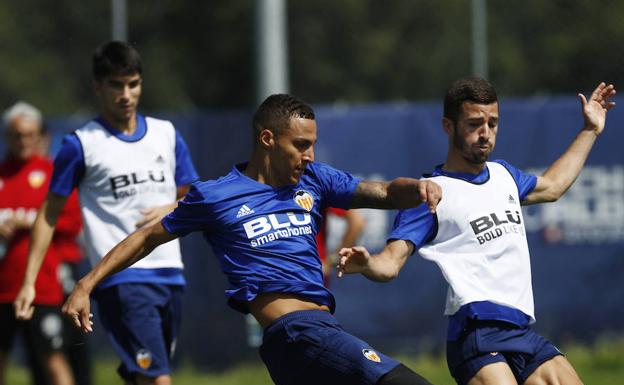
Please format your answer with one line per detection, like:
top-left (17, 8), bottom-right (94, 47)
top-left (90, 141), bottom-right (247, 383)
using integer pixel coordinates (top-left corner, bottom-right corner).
top-left (338, 78), bottom-right (616, 385)
top-left (15, 41), bottom-right (199, 385)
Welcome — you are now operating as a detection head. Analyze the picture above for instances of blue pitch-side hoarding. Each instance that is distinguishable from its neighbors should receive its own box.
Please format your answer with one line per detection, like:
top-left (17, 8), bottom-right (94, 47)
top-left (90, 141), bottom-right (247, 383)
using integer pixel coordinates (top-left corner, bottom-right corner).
top-left (36, 95), bottom-right (623, 367)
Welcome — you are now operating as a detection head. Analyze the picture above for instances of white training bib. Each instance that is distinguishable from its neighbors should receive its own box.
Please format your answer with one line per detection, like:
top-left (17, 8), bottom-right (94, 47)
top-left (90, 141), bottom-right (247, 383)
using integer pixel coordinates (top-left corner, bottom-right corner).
top-left (418, 162), bottom-right (535, 320)
top-left (74, 117), bottom-right (183, 269)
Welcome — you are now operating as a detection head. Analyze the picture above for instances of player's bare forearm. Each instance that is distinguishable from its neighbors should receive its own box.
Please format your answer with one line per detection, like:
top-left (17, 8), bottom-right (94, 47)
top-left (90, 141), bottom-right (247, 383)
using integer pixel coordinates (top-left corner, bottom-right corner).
top-left (22, 194), bottom-right (66, 286)
top-left (523, 83), bottom-right (616, 205)
top-left (78, 223), bottom-right (177, 293)
top-left (523, 131), bottom-right (597, 205)
top-left (350, 178), bottom-right (441, 213)
top-left (14, 195), bottom-right (67, 319)
top-left (338, 241), bottom-right (412, 282)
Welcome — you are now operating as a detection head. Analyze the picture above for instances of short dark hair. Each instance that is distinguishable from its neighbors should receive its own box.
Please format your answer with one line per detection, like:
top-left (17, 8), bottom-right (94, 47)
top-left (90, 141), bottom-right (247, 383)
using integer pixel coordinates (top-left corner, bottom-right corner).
top-left (252, 94), bottom-right (315, 139)
top-left (92, 41), bottom-right (142, 81)
top-left (444, 77), bottom-right (498, 123)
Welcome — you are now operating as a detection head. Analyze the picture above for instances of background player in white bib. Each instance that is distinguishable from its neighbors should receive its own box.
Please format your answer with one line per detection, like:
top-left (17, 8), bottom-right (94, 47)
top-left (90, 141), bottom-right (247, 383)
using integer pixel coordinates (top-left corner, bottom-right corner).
top-left (337, 78), bottom-right (616, 385)
top-left (14, 41), bottom-right (199, 385)
top-left (61, 93), bottom-right (442, 385)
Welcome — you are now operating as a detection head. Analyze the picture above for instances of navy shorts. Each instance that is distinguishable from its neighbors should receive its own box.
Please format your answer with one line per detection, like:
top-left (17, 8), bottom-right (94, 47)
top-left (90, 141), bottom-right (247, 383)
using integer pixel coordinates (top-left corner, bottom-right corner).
top-left (94, 283), bottom-right (183, 381)
top-left (446, 320), bottom-right (562, 385)
top-left (259, 310), bottom-right (400, 385)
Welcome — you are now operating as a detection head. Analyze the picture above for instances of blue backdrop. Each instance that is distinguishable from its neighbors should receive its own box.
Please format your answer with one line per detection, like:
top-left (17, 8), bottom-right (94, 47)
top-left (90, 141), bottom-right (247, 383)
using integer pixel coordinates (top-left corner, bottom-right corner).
top-left (35, 95), bottom-right (624, 368)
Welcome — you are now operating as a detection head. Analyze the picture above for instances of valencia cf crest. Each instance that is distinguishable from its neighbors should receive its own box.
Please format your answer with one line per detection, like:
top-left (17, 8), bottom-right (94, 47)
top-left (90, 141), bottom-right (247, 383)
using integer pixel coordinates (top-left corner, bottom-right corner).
top-left (135, 349), bottom-right (152, 369)
top-left (362, 349), bottom-right (381, 363)
top-left (293, 190), bottom-right (314, 211)
top-left (27, 170), bottom-right (46, 189)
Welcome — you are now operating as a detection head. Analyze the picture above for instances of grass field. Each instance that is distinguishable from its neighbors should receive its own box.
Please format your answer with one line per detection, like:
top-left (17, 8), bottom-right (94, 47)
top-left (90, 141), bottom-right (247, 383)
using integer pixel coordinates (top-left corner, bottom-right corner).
top-left (6, 339), bottom-right (624, 384)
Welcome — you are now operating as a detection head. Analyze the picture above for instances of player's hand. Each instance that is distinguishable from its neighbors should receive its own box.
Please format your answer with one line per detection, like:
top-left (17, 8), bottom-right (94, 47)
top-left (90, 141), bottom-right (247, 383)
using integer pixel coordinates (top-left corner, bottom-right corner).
top-left (337, 246), bottom-right (371, 278)
top-left (135, 204), bottom-right (175, 228)
top-left (579, 82), bottom-right (616, 136)
top-left (0, 219), bottom-right (17, 241)
top-left (62, 283), bottom-right (94, 333)
top-left (417, 179), bottom-right (442, 214)
top-left (13, 285), bottom-right (36, 320)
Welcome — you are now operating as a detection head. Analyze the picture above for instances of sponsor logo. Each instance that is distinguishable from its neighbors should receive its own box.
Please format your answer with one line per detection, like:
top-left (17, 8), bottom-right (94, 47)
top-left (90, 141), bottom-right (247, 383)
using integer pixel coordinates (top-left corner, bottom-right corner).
top-left (470, 210), bottom-right (524, 245)
top-left (508, 194), bottom-right (516, 204)
top-left (293, 190), bottom-right (314, 211)
top-left (108, 170), bottom-right (167, 199)
top-left (135, 349), bottom-right (152, 369)
top-left (236, 204), bottom-right (255, 218)
top-left (242, 212), bottom-right (313, 247)
top-left (362, 349), bottom-right (381, 362)
top-left (28, 170), bottom-right (46, 189)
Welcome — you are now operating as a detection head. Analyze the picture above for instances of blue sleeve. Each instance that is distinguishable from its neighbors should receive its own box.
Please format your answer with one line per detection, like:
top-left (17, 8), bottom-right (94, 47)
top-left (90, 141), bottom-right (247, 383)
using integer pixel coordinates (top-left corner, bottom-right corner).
top-left (388, 204), bottom-right (437, 252)
top-left (161, 183), bottom-right (213, 237)
top-left (494, 159), bottom-right (537, 200)
top-left (174, 130), bottom-right (200, 186)
top-left (50, 134), bottom-right (85, 196)
top-left (310, 162), bottom-right (361, 209)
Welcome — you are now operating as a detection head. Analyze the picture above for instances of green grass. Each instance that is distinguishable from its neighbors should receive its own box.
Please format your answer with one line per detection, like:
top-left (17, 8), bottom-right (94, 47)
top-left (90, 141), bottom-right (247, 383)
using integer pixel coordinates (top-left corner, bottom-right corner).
top-left (6, 339), bottom-right (624, 384)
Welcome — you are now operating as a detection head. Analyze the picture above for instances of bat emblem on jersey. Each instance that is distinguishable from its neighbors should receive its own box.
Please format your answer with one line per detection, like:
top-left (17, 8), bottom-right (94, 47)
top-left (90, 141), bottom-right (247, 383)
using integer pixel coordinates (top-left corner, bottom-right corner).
top-left (293, 190), bottom-right (314, 211)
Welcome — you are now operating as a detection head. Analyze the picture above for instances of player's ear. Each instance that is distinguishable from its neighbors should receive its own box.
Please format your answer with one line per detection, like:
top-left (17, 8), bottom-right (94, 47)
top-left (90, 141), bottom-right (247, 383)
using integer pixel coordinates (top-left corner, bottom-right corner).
top-left (442, 117), bottom-right (454, 136)
top-left (259, 128), bottom-right (275, 150)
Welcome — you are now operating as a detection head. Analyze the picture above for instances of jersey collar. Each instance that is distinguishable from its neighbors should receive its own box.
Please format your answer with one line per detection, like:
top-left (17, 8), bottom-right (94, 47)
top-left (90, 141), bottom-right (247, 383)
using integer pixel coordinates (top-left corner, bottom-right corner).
top-left (95, 113), bottom-right (147, 142)
top-left (426, 163), bottom-right (490, 184)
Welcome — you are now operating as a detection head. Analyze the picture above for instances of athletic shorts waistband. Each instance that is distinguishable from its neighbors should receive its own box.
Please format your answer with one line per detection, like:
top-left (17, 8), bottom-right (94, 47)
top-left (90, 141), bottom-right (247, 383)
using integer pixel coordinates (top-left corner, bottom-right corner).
top-left (263, 309), bottom-right (334, 335)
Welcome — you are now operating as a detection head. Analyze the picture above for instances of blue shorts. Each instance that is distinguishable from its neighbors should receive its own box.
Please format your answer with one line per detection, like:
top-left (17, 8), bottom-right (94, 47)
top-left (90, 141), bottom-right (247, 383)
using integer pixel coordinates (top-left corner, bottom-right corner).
top-left (259, 310), bottom-right (400, 385)
top-left (94, 283), bottom-right (183, 381)
top-left (446, 320), bottom-right (562, 385)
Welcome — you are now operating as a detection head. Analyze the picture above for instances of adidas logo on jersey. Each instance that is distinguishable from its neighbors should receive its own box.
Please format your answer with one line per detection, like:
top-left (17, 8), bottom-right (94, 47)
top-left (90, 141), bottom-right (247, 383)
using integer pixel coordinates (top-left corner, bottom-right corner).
top-left (508, 194), bottom-right (516, 204)
top-left (236, 205), bottom-right (255, 218)
top-left (155, 155), bottom-right (165, 163)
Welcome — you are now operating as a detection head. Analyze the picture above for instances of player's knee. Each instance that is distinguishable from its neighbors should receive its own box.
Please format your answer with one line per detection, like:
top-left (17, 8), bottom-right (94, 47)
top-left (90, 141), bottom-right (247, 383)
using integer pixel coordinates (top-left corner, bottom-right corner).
top-left (377, 363), bottom-right (433, 385)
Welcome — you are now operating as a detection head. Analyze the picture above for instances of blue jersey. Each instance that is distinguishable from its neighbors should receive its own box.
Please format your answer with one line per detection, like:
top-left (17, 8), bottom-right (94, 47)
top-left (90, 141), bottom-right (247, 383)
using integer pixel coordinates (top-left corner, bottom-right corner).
top-left (161, 162), bottom-right (361, 313)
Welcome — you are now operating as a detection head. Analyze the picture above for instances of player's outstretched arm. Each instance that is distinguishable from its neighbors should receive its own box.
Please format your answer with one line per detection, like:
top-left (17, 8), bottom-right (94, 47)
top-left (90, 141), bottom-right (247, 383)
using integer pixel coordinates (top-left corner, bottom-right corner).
top-left (350, 178), bottom-right (441, 213)
top-left (337, 240), bottom-right (413, 282)
top-left (14, 192), bottom-right (68, 320)
top-left (63, 222), bottom-right (178, 333)
top-left (523, 82), bottom-right (616, 205)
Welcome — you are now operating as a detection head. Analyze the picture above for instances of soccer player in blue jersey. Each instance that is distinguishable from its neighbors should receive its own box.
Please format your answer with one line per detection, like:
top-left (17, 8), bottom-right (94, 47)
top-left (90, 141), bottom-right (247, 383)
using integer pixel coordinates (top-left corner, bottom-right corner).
top-left (337, 78), bottom-right (616, 385)
top-left (14, 41), bottom-right (199, 385)
top-left (61, 93), bottom-right (442, 385)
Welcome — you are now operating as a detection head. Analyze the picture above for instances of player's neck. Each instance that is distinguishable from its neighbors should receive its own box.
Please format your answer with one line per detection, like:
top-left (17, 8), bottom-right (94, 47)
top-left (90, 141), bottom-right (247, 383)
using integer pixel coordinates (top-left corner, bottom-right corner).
top-left (245, 153), bottom-right (286, 188)
top-left (244, 154), bottom-right (272, 186)
top-left (100, 112), bottom-right (137, 136)
top-left (443, 154), bottom-right (486, 175)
